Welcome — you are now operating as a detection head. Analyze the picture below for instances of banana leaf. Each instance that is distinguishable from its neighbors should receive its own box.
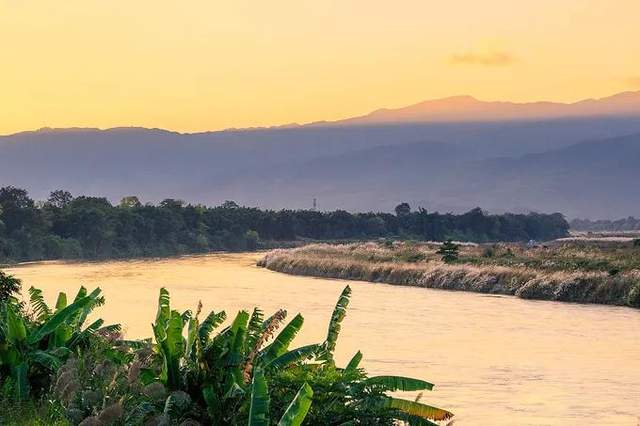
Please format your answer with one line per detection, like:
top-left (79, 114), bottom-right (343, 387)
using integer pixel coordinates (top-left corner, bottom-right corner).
top-left (29, 294), bottom-right (94, 344)
top-left (266, 344), bottom-right (319, 370)
top-left (345, 351), bottom-right (362, 372)
top-left (277, 382), bottom-right (313, 426)
top-left (381, 397), bottom-right (453, 422)
top-left (260, 313), bottom-right (304, 365)
top-left (248, 368), bottom-right (270, 426)
top-left (363, 376), bottom-right (434, 392)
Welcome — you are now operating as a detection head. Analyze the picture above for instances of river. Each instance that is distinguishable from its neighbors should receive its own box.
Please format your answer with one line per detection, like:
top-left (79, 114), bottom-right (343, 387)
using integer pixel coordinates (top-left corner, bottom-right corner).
top-left (5, 253), bottom-right (639, 425)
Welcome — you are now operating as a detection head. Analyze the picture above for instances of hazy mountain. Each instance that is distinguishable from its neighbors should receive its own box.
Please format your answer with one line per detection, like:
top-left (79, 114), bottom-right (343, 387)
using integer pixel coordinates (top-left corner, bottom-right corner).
top-left (1, 92), bottom-right (640, 218)
top-left (332, 91), bottom-right (640, 125)
top-left (221, 133), bottom-right (640, 219)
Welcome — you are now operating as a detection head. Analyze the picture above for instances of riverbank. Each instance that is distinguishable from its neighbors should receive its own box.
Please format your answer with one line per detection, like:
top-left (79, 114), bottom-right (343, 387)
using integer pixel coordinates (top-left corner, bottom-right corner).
top-left (258, 242), bottom-right (640, 307)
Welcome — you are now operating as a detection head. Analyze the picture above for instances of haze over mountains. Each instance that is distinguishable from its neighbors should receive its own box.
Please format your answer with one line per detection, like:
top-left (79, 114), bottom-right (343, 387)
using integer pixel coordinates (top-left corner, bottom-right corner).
top-left (2, 91), bottom-right (640, 219)
top-left (330, 91), bottom-right (640, 125)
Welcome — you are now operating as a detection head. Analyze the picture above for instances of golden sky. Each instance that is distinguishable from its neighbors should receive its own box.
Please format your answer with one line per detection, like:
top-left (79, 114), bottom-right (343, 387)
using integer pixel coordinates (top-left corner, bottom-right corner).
top-left (1, 0), bottom-right (639, 135)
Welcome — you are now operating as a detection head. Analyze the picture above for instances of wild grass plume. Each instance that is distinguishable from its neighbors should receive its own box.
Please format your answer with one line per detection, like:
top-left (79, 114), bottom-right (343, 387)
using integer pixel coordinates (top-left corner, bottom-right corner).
top-left (258, 241), bottom-right (640, 307)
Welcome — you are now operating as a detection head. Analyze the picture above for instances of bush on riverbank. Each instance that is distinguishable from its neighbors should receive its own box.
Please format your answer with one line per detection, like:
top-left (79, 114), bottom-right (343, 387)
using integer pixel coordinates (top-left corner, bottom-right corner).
top-left (258, 242), bottom-right (640, 307)
top-left (0, 273), bottom-right (454, 425)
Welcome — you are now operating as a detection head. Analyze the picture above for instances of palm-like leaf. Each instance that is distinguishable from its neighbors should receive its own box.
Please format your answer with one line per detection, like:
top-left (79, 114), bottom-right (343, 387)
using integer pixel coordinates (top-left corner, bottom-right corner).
top-left (319, 286), bottom-right (351, 361)
top-left (54, 292), bottom-right (67, 312)
top-left (28, 287), bottom-right (51, 322)
top-left (246, 308), bottom-right (265, 351)
top-left (345, 351), bottom-right (362, 372)
top-left (381, 397), bottom-right (453, 422)
top-left (363, 376), bottom-right (434, 392)
top-left (249, 368), bottom-right (270, 426)
top-left (277, 382), bottom-right (313, 426)
top-left (30, 350), bottom-right (63, 370)
top-left (156, 287), bottom-right (171, 324)
top-left (66, 318), bottom-right (104, 349)
top-left (260, 313), bottom-right (304, 365)
top-left (6, 304), bottom-right (27, 343)
top-left (198, 310), bottom-right (226, 344)
top-left (28, 294), bottom-right (95, 344)
top-left (266, 344), bottom-right (319, 370)
top-left (393, 413), bottom-right (440, 426)
top-left (11, 362), bottom-right (29, 401)
top-left (71, 287), bottom-right (104, 331)
top-left (163, 310), bottom-right (186, 389)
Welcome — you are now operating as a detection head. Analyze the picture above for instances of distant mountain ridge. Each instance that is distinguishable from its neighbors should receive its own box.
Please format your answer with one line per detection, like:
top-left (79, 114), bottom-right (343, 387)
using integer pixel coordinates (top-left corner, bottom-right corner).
top-left (331, 91), bottom-right (640, 125)
top-left (4, 91), bottom-right (640, 137)
top-left (1, 91), bottom-right (640, 219)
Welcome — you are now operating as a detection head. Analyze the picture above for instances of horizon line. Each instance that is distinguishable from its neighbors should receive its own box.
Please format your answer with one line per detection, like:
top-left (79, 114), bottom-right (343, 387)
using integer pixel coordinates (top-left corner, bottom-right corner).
top-left (2, 89), bottom-right (639, 138)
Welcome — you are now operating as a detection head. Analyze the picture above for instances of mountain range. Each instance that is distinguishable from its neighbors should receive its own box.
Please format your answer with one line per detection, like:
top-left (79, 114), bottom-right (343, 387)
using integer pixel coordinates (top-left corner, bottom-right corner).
top-left (1, 91), bottom-right (640, 219)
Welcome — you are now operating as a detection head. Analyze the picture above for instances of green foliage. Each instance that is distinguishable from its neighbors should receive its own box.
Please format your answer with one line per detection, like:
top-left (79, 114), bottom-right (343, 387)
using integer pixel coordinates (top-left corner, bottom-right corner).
top-left (628, 282), bottom-right (640, 307)
top-left (277, 382), bottom-right (313, 426)
top-left (1, 281), bottom-right (453, 425)
top-left (0, 186), bottom-right (570, 263)
top-left (0, 279), bottom-right (118, 402)
top-left (319, 285), bottom-right (351, 362)
top-left (0, 270), bottom-right (21, 304)
top-left (436, 240), bottom-right (460, 263)
top-left (249, 369), bottom-right (270, 426)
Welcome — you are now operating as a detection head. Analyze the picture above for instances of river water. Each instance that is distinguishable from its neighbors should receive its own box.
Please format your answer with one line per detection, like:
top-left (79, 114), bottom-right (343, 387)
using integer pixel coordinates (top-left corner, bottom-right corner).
top-left (5, 253), bottom-right (639, 425)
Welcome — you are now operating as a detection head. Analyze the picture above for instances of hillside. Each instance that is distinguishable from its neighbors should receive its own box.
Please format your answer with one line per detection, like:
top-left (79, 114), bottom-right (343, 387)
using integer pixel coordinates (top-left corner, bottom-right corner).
top-left (2, 93), bottom-right (640, 218)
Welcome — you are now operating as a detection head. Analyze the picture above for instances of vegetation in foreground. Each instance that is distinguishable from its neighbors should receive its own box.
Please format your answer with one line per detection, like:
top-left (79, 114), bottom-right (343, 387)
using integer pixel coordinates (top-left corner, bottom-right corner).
top-left (0, 186), bottom-right (568, 263)
top-left (0, 271), bottom-right (453, 425)
top-left (258, 240), bottom-right (640, 308)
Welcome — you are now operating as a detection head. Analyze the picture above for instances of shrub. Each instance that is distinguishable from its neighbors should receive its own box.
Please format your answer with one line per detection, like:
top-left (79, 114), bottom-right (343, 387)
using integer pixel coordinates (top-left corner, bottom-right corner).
top-left (0, 276), bottom-right (455, 425)
top-left (629, 282), bottom-right (640, 307)
top-left (437, 240), bottom-right (460, 263)
top-left (0, 270), bottom-right (21, 304)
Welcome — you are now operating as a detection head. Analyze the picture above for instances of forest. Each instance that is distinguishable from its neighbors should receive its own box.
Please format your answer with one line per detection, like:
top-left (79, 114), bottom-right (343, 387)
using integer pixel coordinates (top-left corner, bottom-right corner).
top-left (0, 187), bottom-right (569, 262)
top-left (570, 217), bottom-right (640, 232)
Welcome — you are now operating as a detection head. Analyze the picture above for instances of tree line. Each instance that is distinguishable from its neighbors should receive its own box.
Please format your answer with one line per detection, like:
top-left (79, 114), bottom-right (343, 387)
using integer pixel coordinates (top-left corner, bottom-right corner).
top-left (570, 217), bottom-right (640, 232)
top-left (0, 186), bottom-right (569, 262)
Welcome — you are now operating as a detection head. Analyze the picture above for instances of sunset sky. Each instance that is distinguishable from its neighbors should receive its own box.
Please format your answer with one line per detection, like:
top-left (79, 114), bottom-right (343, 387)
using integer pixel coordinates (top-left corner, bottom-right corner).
top-left (1, 0), bottom-right (639, 135)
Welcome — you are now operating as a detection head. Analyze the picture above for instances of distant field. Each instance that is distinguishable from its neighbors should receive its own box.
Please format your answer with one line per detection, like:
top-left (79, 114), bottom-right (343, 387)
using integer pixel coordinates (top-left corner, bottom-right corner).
top-left (258, 239), bottom-right (640, 308)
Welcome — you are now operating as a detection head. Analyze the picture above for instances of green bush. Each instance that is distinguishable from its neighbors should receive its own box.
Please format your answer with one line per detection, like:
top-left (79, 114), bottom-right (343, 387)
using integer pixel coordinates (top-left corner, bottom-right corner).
top-left (437, 240), bottom-right (460, 263)
top-left (0, 273), bottom-right (454, 425)
top-left (629, 282), bottom-right (640, 307)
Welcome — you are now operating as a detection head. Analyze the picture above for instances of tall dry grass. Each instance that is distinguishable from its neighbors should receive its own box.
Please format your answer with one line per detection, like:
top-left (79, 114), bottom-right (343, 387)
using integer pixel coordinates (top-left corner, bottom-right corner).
top-left (258, 243), bottom-right (640, 307)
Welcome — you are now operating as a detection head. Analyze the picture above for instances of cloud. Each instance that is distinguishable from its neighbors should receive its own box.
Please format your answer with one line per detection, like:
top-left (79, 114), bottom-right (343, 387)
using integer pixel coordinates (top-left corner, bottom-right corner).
top-left (450, 51), bottom-right (515, 66)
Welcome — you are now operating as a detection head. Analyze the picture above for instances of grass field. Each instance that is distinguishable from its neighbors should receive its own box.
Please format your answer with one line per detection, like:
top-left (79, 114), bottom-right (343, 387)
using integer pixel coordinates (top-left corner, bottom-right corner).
top-left (258, 239), bottom-right (640, 307)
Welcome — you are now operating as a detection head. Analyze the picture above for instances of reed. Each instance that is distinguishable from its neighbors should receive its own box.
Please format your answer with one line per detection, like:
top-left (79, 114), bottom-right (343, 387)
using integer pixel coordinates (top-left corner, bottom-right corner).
top-left (258, 242), bottom-right (640, 307)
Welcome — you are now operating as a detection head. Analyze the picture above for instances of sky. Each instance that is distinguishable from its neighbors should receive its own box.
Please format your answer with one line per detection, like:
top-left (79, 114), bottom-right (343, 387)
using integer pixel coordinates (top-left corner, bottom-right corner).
top-left (1, 0), bottom-right (639, 135)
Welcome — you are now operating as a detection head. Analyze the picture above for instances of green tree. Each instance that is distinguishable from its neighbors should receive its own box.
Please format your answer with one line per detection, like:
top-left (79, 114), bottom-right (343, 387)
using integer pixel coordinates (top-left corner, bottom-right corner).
top-left (394, 202), bottom-right (411, 217)
top-left (437, 239), bottom-right (459, 263)
top-left (245, 230), bottom-right (260, 251)
top-left (46, 190), bottom-right (73, 209)
top-left (119, 195), bottom-right (142, 208)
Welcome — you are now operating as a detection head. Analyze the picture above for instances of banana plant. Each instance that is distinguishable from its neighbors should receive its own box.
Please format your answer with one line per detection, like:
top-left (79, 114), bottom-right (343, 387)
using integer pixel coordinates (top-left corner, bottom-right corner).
top-left (317, 285), bottom-right (352, 363)
top-left (0, 285), bottom-right (113, 401)
top-left (318, 286), bottom-right (454, 425)
top-left (152, 288), bottom-right (318, 425)
top-left (249, 368), bottom-right (313, 426)
top-left (152, 287), bottom-right (189, 390)
top-left (151, 286), bottom-right (452, 425)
